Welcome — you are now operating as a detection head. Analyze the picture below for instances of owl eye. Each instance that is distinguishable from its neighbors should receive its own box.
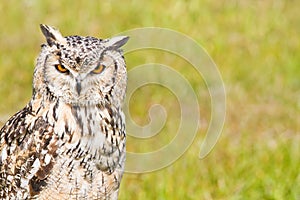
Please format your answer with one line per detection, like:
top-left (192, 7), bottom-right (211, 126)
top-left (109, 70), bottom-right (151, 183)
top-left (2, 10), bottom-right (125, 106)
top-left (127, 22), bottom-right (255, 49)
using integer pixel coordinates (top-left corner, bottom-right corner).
top-left (92, 64), bottom-right (106, 74)
top-left (55, 64), bottom-right (69, 73)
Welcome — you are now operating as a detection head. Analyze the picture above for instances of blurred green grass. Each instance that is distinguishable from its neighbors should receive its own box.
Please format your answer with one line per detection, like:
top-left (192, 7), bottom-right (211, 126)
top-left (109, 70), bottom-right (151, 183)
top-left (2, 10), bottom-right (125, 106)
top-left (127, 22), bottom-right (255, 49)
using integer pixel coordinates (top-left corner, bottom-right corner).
top-left (0, 0), bottom-right (299, 199)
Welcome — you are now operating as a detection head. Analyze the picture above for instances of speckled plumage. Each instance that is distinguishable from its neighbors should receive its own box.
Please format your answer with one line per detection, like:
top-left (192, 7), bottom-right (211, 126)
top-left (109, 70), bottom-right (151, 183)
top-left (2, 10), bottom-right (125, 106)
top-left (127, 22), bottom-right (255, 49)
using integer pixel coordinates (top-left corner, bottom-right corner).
top-left (0, 24), bottom-right (129, 199)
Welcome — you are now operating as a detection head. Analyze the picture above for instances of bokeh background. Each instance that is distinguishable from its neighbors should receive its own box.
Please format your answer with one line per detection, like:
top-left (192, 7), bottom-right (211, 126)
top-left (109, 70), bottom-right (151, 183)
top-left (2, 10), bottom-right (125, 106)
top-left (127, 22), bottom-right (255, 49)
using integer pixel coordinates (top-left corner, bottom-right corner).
top-left (0, 0), bottom-right (299, 199)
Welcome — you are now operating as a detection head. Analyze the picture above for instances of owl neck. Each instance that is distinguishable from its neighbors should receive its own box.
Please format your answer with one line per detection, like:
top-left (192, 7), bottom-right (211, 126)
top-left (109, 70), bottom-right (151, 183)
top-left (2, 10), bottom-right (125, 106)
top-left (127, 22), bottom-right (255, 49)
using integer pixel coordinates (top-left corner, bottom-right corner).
top-left (30, 91), bottom-right (124, 138)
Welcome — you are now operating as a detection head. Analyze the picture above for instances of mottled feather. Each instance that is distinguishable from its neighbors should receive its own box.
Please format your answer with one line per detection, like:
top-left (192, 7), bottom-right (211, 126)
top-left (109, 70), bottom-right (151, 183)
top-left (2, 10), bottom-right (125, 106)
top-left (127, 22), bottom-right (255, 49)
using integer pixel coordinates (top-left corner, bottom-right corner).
top-left (0, 24), bottom-right (128, 200)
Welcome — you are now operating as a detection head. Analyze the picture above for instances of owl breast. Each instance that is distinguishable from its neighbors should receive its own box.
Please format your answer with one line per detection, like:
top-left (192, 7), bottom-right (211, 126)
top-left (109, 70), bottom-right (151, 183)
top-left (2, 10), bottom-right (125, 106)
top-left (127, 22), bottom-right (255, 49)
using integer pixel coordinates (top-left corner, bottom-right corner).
top-left (33, 99), bottom-right (126, 199)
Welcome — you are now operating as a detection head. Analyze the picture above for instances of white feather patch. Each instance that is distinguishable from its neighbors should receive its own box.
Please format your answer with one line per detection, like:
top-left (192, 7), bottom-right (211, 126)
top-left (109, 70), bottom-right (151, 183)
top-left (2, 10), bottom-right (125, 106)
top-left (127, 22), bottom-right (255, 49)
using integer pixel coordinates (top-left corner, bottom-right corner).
top-left (44, 154), bottom-right (51, 165)
top-left (0, 145), bottom-right (7, 161)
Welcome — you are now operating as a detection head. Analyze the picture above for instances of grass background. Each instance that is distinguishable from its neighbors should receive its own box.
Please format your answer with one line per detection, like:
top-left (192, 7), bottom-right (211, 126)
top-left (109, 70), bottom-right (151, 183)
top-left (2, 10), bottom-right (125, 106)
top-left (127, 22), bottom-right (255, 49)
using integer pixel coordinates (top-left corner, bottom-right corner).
top-left (0, 0), bottom-right (299, 199)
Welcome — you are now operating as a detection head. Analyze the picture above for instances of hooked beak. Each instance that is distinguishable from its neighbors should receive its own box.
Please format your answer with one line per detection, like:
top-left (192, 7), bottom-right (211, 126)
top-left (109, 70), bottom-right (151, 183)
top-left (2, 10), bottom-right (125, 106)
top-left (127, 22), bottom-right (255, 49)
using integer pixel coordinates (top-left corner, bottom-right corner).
top-left (76, 80), bottom-right (81, 95)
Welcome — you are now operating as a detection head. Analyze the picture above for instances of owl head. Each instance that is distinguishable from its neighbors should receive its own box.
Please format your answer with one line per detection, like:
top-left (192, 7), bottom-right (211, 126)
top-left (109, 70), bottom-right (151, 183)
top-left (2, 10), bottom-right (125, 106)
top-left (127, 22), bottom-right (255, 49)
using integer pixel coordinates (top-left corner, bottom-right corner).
top-left (33, 24), bottom-right (129, 107)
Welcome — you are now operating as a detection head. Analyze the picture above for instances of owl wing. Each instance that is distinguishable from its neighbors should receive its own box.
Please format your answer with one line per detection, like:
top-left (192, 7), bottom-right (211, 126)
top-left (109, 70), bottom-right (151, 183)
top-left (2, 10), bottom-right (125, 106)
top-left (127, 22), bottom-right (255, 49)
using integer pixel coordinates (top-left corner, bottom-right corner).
top-left (0, 105), bottom-right (58, 199)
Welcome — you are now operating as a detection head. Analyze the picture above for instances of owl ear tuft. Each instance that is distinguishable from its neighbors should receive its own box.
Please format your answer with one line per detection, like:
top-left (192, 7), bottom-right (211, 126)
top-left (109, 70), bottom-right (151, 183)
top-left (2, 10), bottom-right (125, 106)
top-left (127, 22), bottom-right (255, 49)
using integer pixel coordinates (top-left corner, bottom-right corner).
top-left (107, 36), bottom-right (129, 49)
top-left (40, 24), bottom-right (67, 47)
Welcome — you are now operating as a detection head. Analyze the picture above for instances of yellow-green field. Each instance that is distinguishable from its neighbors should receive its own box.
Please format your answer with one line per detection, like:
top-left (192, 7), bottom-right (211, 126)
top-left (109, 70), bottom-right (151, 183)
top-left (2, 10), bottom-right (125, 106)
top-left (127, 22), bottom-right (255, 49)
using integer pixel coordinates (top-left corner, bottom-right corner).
top-left (0, 1), bottom-right (299, 199)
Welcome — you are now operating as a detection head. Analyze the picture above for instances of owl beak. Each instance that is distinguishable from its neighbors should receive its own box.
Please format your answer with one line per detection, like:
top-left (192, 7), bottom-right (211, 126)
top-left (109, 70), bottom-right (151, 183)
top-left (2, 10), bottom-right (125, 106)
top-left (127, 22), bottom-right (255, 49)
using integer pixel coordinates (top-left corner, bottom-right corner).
top-left (76, 81), bottom-right (81, 95)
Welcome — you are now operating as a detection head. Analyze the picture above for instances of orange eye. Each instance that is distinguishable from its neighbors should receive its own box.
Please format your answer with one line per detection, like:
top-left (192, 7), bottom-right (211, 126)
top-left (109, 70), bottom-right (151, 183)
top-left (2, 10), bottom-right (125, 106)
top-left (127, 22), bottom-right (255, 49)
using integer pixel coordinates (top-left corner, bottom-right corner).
top-left (92, 64), bottom-right (106, 74)
top-left (55, 64), bottom-right (69, 73)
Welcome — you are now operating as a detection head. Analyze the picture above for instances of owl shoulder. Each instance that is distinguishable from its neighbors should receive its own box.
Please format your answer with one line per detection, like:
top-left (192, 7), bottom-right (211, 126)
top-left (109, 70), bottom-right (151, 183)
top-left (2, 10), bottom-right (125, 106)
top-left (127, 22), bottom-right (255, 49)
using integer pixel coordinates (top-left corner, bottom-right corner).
top-left (0, 104), bottom-right (59, 198)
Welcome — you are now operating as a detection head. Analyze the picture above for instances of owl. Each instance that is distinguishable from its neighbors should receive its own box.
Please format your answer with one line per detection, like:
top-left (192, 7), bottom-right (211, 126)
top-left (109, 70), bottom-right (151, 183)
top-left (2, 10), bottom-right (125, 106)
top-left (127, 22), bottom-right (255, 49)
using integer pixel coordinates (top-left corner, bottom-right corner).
top-left (0, 24), bottom-right (129, 200)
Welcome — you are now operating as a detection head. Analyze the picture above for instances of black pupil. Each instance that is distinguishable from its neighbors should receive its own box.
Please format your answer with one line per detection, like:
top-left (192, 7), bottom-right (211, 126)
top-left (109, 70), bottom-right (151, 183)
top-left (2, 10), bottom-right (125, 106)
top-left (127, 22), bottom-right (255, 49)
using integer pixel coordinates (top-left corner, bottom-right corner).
top-left (55, 64), bottom-right (67, 73)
